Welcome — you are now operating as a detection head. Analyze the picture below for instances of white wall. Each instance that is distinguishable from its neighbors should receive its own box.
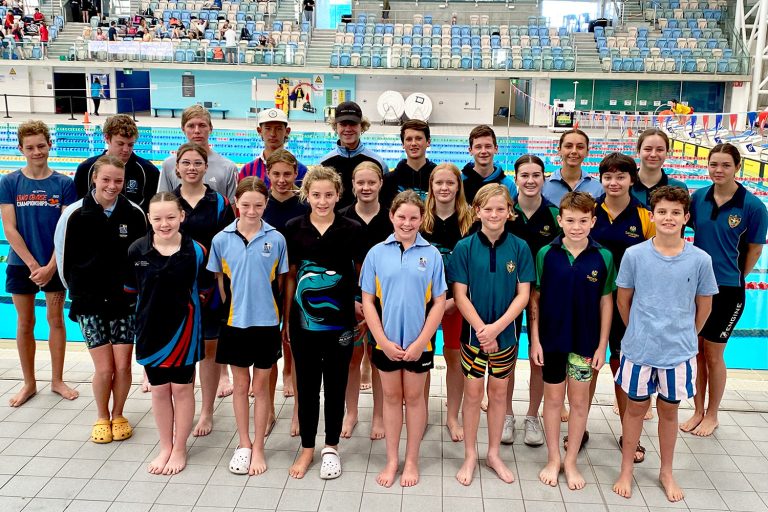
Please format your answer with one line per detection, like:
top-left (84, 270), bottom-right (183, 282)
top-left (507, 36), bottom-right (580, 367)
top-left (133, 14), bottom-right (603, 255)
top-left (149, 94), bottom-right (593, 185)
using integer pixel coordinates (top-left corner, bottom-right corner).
top-left (0, 66), bottom-right (31, 114)
top-left (529, 78), bottom-right (552, 127)
top-left (355, 75), bottom-right (496, 125)
top-left (30, 66), bottom-right (56, 113)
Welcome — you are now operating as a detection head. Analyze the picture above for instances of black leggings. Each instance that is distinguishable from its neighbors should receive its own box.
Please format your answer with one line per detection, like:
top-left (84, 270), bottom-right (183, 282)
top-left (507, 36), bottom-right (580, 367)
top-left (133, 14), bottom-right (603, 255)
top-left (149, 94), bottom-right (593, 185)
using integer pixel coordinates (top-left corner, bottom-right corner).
top-left (92, 97), bottom-right (101, 114)
top-left (291, 327), bottom-right (353, 449)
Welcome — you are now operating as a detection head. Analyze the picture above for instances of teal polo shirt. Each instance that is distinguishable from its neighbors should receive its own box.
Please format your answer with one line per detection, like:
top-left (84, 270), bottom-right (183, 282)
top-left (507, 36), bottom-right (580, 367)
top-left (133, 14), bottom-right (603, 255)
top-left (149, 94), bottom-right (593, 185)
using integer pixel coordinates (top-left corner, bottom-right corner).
top-left (207, 220), bottom-right (288, 328)
top-left (536, 236), bottom-right (616, 357)
top-left (360, 233), bottom-right (447, 351)
top-left (447, 230), bottom-right (536, 350)
top-left (630, 169), bottom-right (689, 210)
top-left (690, 183), bottom-right (768, 287)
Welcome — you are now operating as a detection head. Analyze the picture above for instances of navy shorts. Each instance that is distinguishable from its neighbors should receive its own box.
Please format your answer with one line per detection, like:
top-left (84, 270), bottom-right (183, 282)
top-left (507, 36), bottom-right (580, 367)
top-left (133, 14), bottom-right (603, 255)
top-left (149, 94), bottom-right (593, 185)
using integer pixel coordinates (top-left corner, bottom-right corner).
top-left (6, 264), bottom-right (65, 295)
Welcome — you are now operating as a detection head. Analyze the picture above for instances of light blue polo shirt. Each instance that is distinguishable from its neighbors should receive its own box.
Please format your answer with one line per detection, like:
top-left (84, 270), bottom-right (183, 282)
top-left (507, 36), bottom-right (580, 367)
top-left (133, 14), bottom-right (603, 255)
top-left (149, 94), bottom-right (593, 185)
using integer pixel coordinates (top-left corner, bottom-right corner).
top-left (360, 233), bottom-right (447, 350)
top-left (207, 219), bottom-right (288, 328)
top-left (542, 169), bottom-right (604, 206)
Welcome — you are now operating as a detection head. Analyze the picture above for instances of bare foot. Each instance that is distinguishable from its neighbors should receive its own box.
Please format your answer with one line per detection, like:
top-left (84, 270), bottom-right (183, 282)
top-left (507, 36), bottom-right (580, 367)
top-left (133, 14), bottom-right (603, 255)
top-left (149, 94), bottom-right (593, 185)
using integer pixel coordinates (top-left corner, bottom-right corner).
top-left (282, 373), bottom-right (294, 397)
top-left (249, 448), bottom-right (267, 476)
top-left (447, 419), bottom-right (464, 442)
top-left (612, 470), bottom-right (633, 498)
top-left (51, 381), bottom-right (79, 401)
top-left (376, 460), bottom-right (398, 488)
top-left (692, 415), bottom-right (718, 437)
top-left (480, 397), bottom-right (488, 412)
top-left (485, 454), bottom-right (515, 483)
top-left (400, 460), bottom-right (419, 487)
top-left (679, 411), bottom-right (704, 433)
top-left (265, 416), bottom-right (276, 436)
top-left (341, 412), bottom-right (358, 438)
top-left (141, 373), bottom-right (151, 393)
top-left (290, 415), bottom-right (300, 437)
top-left (359, 381), bottom-right (371, 391)
top-left (289, 448), bottom-right (313, 479)
top-left (370, 415), bottom-right (385, 440)
top-left (560, 405), bottom-right (570, 422)
top-left (644, 403), bottom-right (654, 420)
top-left (8, 383), bottom-right (37, 407)
top-left (659, 472), bottom-right (684, 502)
top-left (612, 400), bottom-right (620, 416)
top-left (148, 449), bottom-right (172, 474)
top-left (162, 449), bottom-right (187, 475)
top-left (217, 376), bottom-right (233, 398)
top-left (564, 462), bottom-right (586, 490)
top-left (538, 460), bottom-right (561, 487)
top-left (456, 457), bottom-right (477, 486)
top-left (193, 415), bottom-right (213, 437)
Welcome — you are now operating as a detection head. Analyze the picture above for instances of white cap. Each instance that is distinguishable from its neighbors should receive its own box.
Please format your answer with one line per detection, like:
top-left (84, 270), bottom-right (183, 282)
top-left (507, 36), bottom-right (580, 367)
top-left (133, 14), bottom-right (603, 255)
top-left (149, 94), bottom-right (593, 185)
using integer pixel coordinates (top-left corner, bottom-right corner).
top-left (258, 108), bottom-right (288, 125)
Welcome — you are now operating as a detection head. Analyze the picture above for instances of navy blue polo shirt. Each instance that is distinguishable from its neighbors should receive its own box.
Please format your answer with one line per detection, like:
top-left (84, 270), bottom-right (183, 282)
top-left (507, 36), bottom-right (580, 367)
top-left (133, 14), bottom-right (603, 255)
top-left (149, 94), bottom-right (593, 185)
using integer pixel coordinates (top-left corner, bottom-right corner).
top-left (509, 198), bottom-right (561, 261)
top-left (126, 234), bottom-right (207, 367)
top-left (284, 213), bottom-right (364, 332)
top-left (448, 230), bottom-right (535, 350)
top-left (690, 183), bottom-right (768, 287)
top-left (592, 195), bottom-right (655, 268)
top-left (536, 236), bottom-right (616, 356)
top-left (630, 169), bottom-right (689, 210)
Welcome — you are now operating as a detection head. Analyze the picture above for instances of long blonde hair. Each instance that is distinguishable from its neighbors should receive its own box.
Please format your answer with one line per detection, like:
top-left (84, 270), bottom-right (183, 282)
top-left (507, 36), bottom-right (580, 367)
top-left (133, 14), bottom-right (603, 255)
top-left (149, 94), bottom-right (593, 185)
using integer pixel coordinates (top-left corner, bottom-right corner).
top-left (422, 163), bottom-right (474, 236)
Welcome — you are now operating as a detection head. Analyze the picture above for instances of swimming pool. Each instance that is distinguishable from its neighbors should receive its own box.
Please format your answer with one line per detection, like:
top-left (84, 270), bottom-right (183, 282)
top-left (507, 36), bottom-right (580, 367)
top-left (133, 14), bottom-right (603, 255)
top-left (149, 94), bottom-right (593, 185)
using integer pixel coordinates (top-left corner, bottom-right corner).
top-left (1, 124), bottom-right (767, 368)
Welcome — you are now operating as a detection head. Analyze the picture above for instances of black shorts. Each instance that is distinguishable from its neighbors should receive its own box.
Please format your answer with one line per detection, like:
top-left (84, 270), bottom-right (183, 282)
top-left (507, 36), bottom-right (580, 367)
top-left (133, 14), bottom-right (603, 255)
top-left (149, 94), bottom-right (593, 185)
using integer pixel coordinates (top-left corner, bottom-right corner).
top-left (216, 324), bottom-right (282, 369)
top-left (371, 346), bottom-right (434, 373)
top-left (699, 285), bottom-right (745, 343)
top-left (608, 297), bottom-right (626, 361)
top-left (541, 351), bottom-right (594, 385)
top-left (144, 365), bottom-right (195, 386)
top-left (6, 264), bottom-right (65, 295)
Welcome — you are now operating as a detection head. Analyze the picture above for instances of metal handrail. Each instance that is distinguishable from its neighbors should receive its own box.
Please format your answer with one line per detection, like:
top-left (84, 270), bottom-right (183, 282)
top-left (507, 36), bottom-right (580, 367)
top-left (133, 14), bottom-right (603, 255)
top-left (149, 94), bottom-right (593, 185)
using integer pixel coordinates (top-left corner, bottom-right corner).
top-left (1, 93), bottom-right (136, 120)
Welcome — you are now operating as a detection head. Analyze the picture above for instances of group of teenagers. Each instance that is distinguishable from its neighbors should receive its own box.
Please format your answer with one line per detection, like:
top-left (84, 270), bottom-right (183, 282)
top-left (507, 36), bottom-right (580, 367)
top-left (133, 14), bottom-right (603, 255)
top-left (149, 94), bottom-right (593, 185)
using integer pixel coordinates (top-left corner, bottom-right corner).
top-left (1, 100), bottom-right (766, 503)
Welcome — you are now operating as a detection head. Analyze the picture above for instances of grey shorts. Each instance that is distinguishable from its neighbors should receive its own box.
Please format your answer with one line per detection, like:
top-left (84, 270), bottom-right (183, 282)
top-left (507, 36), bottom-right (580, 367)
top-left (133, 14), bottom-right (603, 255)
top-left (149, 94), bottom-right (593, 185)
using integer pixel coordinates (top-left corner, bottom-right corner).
top-left (77, 314), bottom-right (136, 349)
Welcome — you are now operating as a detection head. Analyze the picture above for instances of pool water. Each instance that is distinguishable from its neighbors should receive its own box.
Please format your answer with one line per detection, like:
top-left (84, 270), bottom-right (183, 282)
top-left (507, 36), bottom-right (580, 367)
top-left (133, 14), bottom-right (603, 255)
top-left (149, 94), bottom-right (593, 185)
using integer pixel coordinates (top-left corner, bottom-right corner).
top-left (1, 125), bottom-right (767, 368)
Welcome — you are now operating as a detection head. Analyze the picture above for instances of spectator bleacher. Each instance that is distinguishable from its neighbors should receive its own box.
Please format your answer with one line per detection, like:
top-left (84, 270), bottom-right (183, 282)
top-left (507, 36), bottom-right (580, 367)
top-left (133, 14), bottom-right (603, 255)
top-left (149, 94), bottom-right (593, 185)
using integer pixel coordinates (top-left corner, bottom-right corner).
top-left (0, 7), bottom-right (62, 60)
top-left (330, 13), bottom-right (577, 71)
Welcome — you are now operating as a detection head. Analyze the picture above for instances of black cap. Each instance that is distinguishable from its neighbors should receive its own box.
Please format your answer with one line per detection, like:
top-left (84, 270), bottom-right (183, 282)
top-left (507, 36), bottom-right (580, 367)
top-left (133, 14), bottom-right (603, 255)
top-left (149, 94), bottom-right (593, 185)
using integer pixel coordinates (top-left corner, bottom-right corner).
top-left (335, 101), bottom-right (363, 123)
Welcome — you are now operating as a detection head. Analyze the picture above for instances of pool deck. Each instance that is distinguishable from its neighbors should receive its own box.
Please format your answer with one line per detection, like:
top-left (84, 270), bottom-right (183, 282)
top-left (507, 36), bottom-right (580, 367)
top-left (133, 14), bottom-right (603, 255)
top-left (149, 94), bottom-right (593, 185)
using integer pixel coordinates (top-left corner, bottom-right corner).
top-left (1, 341), bottom-right (768, 512)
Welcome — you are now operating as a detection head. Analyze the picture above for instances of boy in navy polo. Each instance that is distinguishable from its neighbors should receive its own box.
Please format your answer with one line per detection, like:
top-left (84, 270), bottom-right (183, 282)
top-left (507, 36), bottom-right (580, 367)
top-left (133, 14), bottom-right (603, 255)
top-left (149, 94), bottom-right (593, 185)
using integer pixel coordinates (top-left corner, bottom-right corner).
top-left (530, 192), bottom-right (615, 491)
top-left (613, 186), bottom-right (717, 503)
top-left (448, 184), bottom-right (535, 486)
top-left (681, 143), bottom-right (768, 437)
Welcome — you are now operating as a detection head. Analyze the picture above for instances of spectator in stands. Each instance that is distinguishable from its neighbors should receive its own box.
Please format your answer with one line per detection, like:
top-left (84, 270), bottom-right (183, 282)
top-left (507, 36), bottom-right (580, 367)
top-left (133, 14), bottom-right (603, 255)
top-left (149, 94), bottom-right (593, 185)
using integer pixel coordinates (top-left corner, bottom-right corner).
top-left (81, 0), bottom-right (92, 23)
top-left (191, 18), bottom-right (206, 38)
top-left (136, 18), bottom-right (148, 38)
top-left (82, 25), bottom-right (92, 39)
top-left (108, 20), bottom-right (116, 41)
top-left (224, 24), bottom-right (236, 63)
top-left (302, 0), bottom-right (314, 24)
top-left (33, 7), bottom-right (44, 23)
top-left (171, 22), bottom-right (186, 39)
top-left (217, 20), bottom-right (228, 40)
top-left (11, 22), bottom-right (22, 41)
top-left (381, 0), bottom-right (389, 20)
top-left (5, 11), bottom-right (14, 30)
top-left (95, 26), bottom-right (105, 40)
top-left (39, 21), bottom-right (48, 56)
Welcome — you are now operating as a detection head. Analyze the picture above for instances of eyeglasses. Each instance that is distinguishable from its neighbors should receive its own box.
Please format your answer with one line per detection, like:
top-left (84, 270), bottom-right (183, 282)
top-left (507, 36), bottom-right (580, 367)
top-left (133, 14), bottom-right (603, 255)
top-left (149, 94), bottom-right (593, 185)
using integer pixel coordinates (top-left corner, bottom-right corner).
top-left (179, 160), bottom-right (206, 168)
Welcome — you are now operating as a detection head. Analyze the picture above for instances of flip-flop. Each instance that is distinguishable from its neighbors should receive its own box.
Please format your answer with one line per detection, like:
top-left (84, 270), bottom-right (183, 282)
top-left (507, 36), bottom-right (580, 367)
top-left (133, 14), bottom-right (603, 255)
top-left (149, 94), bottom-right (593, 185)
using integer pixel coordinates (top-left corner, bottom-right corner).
top-left (320, 447), bottom-right (341, 480)
top-left (563, 430), bottom-right (589, 452)
top-left (91, 418), bottom-right (112, 444)
top-left (229, 447), bottom-right (252, 475)
top-left (111, 416), bottom-right (133, 441)
top-left (618, 435), bottom-right (646, 464)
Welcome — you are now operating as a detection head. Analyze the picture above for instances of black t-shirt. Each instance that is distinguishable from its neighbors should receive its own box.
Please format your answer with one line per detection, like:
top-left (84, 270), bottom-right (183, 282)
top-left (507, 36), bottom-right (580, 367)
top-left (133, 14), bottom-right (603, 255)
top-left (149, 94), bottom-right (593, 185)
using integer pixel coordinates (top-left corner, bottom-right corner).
top-left (284, 214), bottom-right (364, 332)
top-left (338, 203), bottom-right (392, 256)
top-left (263, 193), bottom-right (309, 234)
top-left (126, 233), bottom-right (207, 367)
top-left (421, 212), bottom-right (464, 261)
top-left (303, 0), bottom-right (314, 11)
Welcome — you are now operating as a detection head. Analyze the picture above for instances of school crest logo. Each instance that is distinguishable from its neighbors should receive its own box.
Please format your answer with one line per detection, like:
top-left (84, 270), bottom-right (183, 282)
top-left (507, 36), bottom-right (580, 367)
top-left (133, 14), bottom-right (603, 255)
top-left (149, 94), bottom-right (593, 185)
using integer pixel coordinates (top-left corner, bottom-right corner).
top-left (126, 179), bottom-right (138, 194)
top-left (119, 224), bottom-right (128, 237)
top-left (728, 214), bottom-right (741, 228)
top-left (539, 225), bottom-right (551, 236)
top-left (418, 257), bottom-right (427, 271)
top-left (626, 225), bottom-right (639, 238)
top-left (262, 242), bottom-right (272, 256)
top-left (506, 261), bottom-right (516, 273)
top-left (586, 269), bottom-right (598, 282)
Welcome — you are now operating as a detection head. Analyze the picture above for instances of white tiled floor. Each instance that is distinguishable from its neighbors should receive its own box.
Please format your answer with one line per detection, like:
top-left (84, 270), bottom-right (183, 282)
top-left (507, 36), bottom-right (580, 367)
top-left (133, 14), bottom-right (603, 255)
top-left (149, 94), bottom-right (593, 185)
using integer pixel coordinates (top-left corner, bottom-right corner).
top-left (1, 344), bottom-right (768, 511)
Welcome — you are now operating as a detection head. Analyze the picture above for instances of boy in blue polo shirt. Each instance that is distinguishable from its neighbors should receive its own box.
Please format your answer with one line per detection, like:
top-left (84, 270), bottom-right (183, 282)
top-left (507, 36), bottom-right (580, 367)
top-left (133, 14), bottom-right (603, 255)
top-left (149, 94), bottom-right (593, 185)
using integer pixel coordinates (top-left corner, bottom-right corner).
top-left (207, 177), bottom-right (288, 477)
top-left (448, 184), bottom-right (535, 486)
top-left (530, 191), bottom-right (615, 491)
top-left (612, 186), bottom-right (717, 503)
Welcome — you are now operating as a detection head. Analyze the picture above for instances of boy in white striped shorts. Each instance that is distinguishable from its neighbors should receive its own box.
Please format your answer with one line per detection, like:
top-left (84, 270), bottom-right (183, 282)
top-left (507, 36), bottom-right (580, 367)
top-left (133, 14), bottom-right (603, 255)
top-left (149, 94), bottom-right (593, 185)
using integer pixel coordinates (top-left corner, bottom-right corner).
top-left (611, 186), bottom-right (718, 503)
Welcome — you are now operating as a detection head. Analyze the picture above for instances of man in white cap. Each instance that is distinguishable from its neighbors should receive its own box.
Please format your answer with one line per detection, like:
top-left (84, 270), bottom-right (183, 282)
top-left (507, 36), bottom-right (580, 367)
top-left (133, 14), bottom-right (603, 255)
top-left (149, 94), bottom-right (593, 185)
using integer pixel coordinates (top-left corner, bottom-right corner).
top-left (239, 107), bottom-right (308, 184)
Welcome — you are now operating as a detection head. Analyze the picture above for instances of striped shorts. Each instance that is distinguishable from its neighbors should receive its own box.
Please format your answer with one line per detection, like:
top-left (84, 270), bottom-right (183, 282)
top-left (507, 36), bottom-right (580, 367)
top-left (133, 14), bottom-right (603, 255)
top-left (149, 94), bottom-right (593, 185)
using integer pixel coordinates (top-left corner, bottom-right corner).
top-left (460, 343), bottom-right (517, 380)
top-left (615, 353), bottom-right (697, 404)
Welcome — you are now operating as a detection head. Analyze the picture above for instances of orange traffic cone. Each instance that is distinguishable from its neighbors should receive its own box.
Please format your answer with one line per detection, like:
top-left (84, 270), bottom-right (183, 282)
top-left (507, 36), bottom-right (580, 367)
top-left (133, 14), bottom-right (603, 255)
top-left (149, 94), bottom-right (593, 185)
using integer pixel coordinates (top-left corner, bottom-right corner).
top-left (83, 111), bottom-right (90, 124)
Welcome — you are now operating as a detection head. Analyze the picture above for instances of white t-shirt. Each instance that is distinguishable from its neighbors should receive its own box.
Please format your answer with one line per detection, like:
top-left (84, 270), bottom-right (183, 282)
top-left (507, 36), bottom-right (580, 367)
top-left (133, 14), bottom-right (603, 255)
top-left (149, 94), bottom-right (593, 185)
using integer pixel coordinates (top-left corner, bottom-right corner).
top-left (224, 28), bottom-right (236, 47)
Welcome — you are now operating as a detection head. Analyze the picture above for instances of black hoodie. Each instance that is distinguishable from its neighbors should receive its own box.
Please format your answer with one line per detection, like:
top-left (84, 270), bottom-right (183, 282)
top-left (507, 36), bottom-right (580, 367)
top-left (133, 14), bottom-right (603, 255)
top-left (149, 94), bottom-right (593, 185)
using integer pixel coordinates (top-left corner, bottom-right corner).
top-left (381, 158), bottom-right (437, 208)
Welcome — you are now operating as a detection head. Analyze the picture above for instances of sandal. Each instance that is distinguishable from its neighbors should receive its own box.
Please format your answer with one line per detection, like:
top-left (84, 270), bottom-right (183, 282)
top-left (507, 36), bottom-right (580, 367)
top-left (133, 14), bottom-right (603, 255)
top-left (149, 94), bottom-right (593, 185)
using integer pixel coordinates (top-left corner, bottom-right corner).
top-left (618, 435), bottom-right (646, 464)
top-left (563, 430), bottom-right (589, 452)
top-left (229, 447), bottom-right (252, 475)
top-left (320, 447), bottom-right (341, 480)
top-left (111, 416), bottom-right (133, 441)
top-left (91, 419), bottom-right (113, 444)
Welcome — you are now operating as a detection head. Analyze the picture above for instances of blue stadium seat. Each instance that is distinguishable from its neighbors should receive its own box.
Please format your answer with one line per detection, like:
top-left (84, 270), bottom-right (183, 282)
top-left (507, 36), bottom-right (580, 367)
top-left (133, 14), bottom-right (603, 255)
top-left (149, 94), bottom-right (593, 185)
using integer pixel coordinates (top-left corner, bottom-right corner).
top-left (175, 49), bottom-right (185, 61)
top-left (340, 53), bottom-right (351, 66)
top-left (522, 56), bottom-right (533, 69)
top-left (621, 58), bottom-right (633, 71)
top-left (716, 59), bottom-right (727, 73)
top-left (461, 26), bottom-right (470, 37)
top-left (564, 56), bottom-right (575, 69)
top-left (461, 56), bottom-right (471, 68)
top-left (413, 25), bottom-right (422, 36)
top-left (424, 15), bottom-right (432, 24)
top-left (330, 53), bottom-right (339, 66)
